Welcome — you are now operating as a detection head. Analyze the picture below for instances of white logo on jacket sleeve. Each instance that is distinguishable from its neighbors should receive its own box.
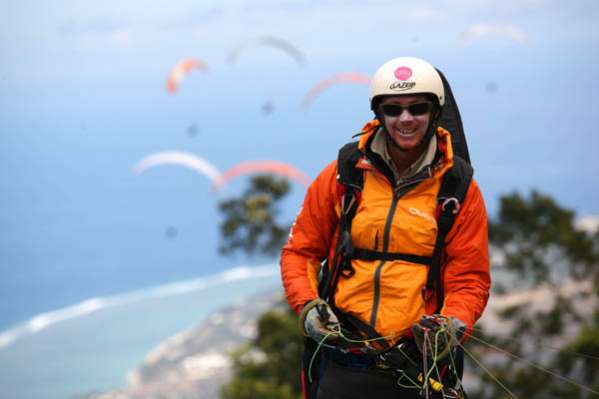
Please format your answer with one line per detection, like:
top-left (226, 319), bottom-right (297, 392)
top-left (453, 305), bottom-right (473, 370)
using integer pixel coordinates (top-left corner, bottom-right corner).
top-left (409, 207), bottom-right (435, 223)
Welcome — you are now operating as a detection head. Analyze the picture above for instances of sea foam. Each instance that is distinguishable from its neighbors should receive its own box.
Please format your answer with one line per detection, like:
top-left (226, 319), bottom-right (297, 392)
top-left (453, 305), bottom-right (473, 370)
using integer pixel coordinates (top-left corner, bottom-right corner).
top-left (0, 265), bottom-right (278, 350)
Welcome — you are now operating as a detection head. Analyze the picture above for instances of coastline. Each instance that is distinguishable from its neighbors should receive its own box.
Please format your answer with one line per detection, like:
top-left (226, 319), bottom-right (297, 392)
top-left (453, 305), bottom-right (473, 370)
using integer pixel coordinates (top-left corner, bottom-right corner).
top-left (0, 266), bottom-right (282, 399)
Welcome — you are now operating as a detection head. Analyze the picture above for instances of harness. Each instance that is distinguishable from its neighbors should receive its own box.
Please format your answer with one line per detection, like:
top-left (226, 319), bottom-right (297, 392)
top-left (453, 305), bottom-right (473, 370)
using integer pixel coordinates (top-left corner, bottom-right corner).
top-left (319, 141), bottom-right (473, 314)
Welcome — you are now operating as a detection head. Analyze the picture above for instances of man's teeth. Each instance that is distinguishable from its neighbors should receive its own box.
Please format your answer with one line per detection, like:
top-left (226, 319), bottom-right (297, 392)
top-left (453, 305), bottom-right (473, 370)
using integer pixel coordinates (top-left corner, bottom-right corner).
top-left (398, 129), bottom-right (416, 136)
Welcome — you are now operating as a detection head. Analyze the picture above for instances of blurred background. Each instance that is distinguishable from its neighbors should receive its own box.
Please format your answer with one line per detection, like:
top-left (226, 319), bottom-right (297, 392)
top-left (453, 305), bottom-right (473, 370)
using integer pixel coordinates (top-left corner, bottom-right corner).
top-left (1, 0), bottom-right (598, 398)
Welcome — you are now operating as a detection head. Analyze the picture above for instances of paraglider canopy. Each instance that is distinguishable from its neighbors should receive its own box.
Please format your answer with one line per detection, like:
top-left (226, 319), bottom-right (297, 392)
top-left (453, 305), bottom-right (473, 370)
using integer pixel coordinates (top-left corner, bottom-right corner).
top-left (166, 58), bottom-right (208, 93)
top-left (228, 35), bottom-right (305, 66)
top-left (213, 160), bottom-right (311, 192)
top-left (133, 151), bottom-right (222, 183)
top-left (435, 68), bottom-right (471, 164)
top-left (302, 72), bottom-right (370, 110)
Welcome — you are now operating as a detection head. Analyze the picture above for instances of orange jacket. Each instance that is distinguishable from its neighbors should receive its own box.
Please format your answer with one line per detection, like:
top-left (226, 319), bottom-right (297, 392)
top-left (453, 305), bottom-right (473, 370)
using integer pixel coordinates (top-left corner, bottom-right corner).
top-left (280, 121), bottom-right (490, 340)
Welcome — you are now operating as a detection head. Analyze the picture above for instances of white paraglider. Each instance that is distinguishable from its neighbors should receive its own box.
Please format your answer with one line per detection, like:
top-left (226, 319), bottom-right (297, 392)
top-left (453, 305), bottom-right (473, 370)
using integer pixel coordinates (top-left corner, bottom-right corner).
top-left (133, 151), bottom-right (222, 183)
top-left (228, 36), bottom-right (305, 66)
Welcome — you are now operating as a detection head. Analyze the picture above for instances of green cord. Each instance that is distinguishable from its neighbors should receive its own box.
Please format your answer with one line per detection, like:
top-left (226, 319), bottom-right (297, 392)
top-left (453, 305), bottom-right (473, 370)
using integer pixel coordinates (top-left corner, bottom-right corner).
top-left (397, 370), bottom-right (423, 389)
top-left (306, 323), bottom-right (462, 395)
top-left (307, 330), bottom-right (339, 383)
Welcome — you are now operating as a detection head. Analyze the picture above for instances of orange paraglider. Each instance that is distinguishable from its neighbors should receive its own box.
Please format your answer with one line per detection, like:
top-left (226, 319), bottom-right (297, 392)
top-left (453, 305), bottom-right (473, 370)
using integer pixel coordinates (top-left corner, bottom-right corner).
top-left (213, 160), bottom-right (311, 192)
top-left (302, 72), bottom-right (370, 110)
top-left (166, 58), bottom-right (208, 93)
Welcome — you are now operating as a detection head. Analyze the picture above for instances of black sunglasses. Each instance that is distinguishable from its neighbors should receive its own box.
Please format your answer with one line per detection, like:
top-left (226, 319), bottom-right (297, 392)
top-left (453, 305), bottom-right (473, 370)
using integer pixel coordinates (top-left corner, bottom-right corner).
top-left (380, 102), bottom-right (433, 117)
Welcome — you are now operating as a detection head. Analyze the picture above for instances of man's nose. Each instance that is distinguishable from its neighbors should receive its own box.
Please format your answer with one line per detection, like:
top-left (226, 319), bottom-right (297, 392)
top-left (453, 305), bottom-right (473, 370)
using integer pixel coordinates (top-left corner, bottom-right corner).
top-left (398, 109), bottom-right (414, 121)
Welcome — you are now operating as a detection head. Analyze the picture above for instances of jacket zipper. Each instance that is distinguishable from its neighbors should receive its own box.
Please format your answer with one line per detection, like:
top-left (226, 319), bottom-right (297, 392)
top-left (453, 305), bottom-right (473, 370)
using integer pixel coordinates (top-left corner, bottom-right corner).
top-left (368, 174), bottom-right (429, 328)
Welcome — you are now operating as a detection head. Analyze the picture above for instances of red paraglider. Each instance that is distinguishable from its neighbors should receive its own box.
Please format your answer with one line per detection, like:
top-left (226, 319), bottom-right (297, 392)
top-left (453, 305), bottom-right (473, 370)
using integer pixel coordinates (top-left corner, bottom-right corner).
top-left (166, 58), bottom-right (208, 93)
top-left (213, 160), bottom-right (311, 191)
top-left (302, 72), bottom-right (370, 110)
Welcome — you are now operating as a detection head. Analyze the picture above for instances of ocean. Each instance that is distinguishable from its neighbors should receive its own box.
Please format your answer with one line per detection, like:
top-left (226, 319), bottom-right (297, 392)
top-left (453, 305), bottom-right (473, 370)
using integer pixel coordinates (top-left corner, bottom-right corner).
top-left (0, 266), bottom-right (282, 399)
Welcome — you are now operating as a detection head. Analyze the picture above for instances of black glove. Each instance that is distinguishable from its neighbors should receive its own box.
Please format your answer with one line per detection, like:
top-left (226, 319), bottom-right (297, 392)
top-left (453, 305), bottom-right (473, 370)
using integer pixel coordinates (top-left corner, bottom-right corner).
top-left (411, 314), bottom-right (466, 360)
top-left (299, 298), bottom-right (341, 344)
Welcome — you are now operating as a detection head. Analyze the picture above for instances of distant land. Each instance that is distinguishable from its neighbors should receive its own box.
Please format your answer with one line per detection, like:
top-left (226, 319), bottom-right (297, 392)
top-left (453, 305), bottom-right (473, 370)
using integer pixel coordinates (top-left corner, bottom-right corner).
top-left (80, 279), bottom-right (595, 399)
top-left (77, 290), bottom-right (284, 399)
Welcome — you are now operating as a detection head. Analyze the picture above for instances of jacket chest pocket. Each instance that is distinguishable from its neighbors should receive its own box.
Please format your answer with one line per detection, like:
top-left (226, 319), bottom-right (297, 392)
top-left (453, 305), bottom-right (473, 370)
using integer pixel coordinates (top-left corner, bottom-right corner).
top-left (388, 203), bottom-right (438, 255)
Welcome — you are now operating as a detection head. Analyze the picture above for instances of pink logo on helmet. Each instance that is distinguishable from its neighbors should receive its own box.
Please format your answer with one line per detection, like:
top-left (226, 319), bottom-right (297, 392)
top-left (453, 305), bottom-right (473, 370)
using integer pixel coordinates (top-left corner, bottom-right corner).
top-left (394, 66), bottom-right (412, 81)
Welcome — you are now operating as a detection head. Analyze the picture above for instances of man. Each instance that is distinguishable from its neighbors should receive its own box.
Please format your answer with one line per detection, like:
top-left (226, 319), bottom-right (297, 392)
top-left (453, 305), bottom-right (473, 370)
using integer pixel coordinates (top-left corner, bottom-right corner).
top-left (281, 57), bottom-right (490, 398)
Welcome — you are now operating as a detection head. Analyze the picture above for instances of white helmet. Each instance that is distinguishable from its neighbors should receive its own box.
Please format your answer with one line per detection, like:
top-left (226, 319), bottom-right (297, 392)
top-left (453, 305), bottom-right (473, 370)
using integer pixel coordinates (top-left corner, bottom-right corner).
top-left (369, 57), bottom-right (445, 110)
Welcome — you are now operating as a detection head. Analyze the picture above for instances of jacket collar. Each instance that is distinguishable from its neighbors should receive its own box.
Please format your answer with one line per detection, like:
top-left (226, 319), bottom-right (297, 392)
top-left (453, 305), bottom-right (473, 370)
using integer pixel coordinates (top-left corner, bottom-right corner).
top-left (356, 119), bottom-right (455, 178)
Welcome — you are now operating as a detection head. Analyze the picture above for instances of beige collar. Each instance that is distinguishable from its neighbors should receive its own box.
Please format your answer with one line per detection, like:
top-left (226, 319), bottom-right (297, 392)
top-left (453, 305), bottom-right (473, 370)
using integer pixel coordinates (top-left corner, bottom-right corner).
top-left (370, 129), bottom-right (438, 182)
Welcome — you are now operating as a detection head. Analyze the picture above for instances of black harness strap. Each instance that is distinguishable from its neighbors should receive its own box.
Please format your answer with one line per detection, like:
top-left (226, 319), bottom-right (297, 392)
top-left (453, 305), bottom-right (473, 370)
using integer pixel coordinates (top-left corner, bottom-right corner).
top-left (319, 143), bottom-right (363, 302)
top-left (337, 312), bottom-right (391, 350)
top-left (350, 248), bottom-right (432, 265)
top-left (425, 156), bottom-right (473, 313)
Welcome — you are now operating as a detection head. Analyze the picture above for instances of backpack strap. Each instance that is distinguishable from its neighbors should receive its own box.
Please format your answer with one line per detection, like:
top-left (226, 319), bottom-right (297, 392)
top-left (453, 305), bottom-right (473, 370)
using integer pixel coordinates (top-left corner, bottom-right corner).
top-left (308, 142), bottom-right (365, 399)
top-left (336, 142), bottom-right (364, 189)
top-left (425, 156), bottom-right (473, 313)
top-left (319, 142), bottom-right (364, 302)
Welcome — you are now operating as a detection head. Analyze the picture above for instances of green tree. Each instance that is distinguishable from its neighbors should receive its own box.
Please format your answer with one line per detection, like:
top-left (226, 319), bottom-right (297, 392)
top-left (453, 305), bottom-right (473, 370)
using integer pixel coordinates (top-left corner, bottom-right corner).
top-left (220, 306), bottom-right (304, 399)
top-left (218, 175), bottom-right (303, 399)
top-left (489, 190), bottom-right (597, 286)
top-left (218, 175), bottom-right (291, 257)
top-left (467, 191), bottom-right (599, 399)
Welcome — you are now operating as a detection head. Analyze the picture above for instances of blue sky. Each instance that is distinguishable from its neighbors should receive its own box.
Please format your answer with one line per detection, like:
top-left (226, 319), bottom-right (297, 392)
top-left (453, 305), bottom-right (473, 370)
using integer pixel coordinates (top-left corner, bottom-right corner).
top-left (1, 0), bottom-right (599, 326)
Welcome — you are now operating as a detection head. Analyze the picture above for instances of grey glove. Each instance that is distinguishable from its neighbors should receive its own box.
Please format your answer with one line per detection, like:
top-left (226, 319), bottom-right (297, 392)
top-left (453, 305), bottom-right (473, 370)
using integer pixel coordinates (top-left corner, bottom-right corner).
top-left (411, 314), bottom-right (466, 360)
top-left (299, 298), bottom-right (341, 343)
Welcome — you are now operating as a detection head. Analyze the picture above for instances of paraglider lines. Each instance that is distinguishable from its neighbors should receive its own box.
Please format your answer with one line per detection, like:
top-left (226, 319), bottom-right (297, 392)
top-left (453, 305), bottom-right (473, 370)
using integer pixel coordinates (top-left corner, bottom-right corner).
top-left (465, 333), bottom-right (599, 396)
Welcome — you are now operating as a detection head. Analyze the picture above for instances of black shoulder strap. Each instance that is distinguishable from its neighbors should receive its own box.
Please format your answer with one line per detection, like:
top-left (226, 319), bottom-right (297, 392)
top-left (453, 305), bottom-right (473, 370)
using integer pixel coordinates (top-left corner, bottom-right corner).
top-left (337, 141), bottom-right (363, 188)
top-left (318, 141), bottom-right (364, 301)
top-left (426, 156), bottom-right (473, 312)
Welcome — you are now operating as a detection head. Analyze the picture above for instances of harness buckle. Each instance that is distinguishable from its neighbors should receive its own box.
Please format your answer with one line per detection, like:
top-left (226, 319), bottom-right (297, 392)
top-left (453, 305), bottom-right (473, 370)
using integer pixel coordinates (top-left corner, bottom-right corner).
top-left (341, 193), bottom-right (357, 216)
top-left (440, 197), bottom-right (460, 214)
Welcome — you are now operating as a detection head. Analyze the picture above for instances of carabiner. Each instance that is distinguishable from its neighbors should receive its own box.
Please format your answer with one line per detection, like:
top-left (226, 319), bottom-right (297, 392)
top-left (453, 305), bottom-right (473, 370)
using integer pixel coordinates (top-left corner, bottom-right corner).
top-left (441, 197), bottom-right (460, 214)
